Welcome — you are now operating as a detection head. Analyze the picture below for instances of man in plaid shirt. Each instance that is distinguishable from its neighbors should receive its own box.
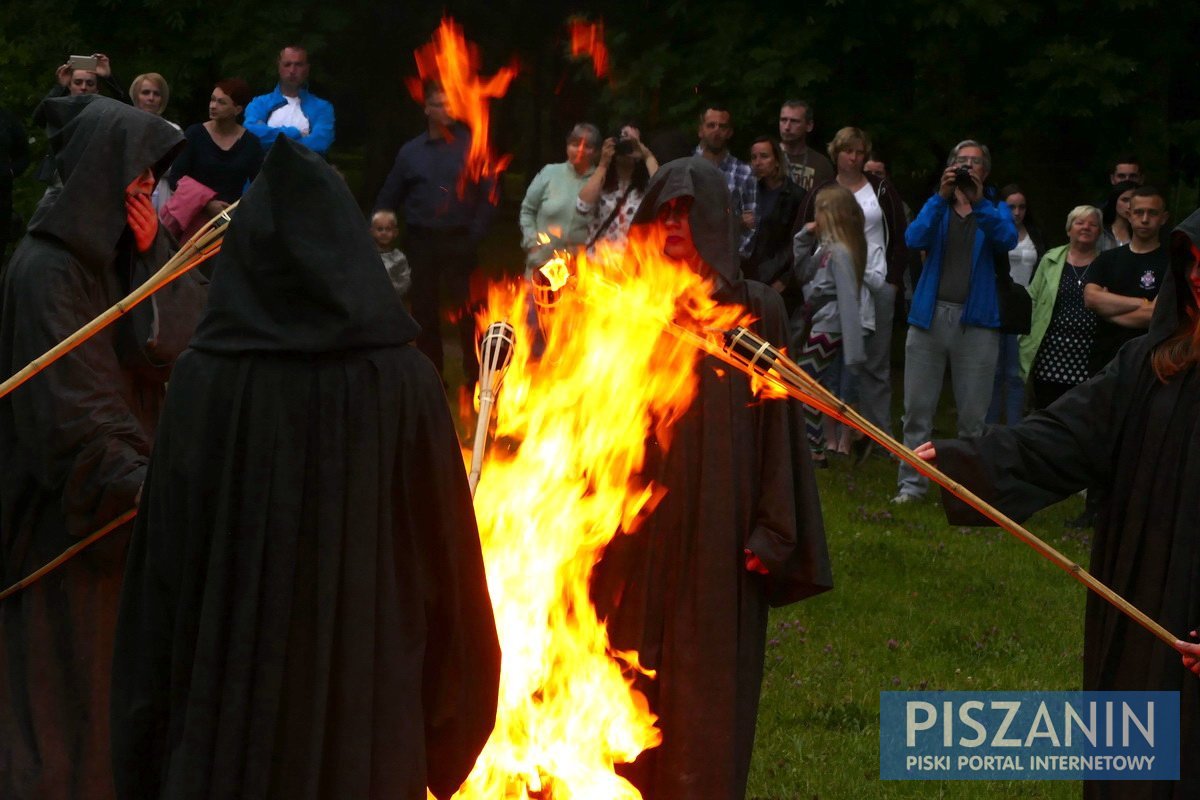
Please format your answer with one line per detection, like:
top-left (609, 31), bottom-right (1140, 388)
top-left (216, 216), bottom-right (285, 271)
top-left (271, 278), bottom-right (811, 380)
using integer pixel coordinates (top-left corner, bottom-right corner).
top-left (694, 103), bottom-right (756, 256)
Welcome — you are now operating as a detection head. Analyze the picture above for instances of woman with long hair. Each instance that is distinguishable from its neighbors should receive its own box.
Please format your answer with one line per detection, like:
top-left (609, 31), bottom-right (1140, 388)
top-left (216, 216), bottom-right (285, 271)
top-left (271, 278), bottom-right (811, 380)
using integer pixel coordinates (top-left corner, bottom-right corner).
top-left (742, 135), bottom-right (804, 286)
top-left (791, 184), bottom-right (873, 465)
top-left (1099, 179), bottom-right (1138, 251)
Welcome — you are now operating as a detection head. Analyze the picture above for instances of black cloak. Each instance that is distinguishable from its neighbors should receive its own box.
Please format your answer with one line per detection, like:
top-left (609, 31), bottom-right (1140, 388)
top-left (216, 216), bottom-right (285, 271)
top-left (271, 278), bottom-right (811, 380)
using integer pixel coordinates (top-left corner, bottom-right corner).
top-left (934, 209), bottom-right (1200, 799)
top-left (0, 95), bottom-right (200, 800)
top-left (109, 138), bottom-right (500, 800)
top-left (591, 157), bottom-right (832, 799)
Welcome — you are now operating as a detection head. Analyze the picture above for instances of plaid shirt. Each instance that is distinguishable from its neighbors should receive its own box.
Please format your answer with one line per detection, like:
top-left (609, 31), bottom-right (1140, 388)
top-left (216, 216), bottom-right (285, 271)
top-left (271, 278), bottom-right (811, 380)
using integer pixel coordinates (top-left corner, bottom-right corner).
top-left (693, 146), bottom-right (757, 255)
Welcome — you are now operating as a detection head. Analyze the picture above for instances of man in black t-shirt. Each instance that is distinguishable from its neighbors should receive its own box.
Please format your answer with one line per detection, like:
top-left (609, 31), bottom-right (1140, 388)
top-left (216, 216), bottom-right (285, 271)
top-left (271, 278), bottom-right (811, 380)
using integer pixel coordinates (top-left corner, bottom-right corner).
top-left (1083, 185), bottom-right (1169, 375)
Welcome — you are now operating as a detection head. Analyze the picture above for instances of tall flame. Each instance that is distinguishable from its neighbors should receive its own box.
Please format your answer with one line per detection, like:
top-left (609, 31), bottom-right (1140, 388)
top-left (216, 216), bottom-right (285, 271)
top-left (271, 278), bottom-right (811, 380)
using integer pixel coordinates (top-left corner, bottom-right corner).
top-left (406, 17), bottom-right (516, 200)
top-left (567, 18), bottom-right (609, 79)
top-left (453, 228), bottom-right (752, 798)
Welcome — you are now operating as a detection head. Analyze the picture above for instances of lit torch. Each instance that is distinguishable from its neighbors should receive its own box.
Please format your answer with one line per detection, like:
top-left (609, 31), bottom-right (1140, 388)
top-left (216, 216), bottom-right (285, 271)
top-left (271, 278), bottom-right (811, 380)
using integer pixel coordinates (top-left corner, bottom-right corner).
top-left (469, 321), bottom-right (515, 496)
top-left (715, 324), bottom-right (1180, 651)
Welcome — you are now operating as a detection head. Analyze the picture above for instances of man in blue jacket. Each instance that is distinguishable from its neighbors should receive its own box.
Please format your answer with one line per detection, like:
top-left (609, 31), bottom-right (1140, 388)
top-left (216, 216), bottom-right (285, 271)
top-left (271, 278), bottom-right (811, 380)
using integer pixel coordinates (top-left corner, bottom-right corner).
top-left (893, 139), bottom-right (1017, 504)
top-left (244, 46), bottom-right (335, 155)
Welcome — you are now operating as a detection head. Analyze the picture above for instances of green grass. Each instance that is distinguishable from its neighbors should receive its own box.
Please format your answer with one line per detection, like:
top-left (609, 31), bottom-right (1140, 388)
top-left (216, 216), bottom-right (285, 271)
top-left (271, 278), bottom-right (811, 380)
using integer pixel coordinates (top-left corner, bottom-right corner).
top-left (746, 440), bottom-right (1091, 799)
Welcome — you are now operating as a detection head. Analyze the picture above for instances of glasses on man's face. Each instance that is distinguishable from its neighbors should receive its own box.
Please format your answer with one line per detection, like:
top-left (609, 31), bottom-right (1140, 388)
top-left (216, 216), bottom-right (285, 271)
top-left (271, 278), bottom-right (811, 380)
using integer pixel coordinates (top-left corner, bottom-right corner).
top-left (954, 156), bottom-right (984, 166)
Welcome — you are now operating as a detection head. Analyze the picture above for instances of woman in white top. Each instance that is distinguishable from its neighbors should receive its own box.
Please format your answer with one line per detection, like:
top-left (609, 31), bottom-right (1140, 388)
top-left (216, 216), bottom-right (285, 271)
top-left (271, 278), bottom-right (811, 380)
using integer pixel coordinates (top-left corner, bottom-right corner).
top-left (988, 183), bottom-right (1046, 424)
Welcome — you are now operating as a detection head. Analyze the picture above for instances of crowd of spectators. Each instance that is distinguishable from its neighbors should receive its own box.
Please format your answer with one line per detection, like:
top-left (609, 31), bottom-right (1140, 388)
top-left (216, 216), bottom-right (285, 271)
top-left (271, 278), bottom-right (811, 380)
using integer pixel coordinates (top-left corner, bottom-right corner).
top-left (1, 53), bottom-right (1178, 518)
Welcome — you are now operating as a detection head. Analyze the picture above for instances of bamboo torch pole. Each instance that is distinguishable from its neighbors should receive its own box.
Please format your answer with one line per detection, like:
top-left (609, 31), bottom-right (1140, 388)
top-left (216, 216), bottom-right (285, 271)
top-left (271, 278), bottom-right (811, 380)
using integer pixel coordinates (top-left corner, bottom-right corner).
top-left (0, 509), bottom-right (137, 603)
top-left (704, 324), bottom-right (1179, 650)
top-left (0, 203), bottom-right (236, 401)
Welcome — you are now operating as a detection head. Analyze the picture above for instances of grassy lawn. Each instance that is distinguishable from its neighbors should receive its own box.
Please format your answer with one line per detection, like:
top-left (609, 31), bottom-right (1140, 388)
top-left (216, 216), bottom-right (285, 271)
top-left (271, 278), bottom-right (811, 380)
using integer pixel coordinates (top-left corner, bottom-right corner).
top-left (746, 426), bottom-right (1090, 799)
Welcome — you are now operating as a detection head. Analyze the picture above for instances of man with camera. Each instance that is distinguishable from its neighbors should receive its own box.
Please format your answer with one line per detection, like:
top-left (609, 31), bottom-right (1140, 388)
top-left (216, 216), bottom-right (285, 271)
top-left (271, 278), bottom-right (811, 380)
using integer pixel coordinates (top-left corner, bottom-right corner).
top-left (893, 139), bottom-right (1017, 505)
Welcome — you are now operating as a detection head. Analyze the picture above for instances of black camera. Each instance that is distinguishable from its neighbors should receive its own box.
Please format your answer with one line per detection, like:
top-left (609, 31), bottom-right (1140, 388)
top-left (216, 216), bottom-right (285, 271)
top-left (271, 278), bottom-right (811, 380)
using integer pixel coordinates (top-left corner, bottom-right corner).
top-left (952, 165), bottom-right (974, 188)
top-left (611, 131), bottom-right (635, 156)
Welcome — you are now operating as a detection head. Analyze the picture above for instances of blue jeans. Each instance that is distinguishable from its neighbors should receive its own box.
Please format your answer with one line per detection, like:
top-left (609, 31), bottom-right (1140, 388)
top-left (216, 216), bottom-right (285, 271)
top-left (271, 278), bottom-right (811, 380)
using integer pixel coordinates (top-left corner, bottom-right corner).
top-left (987, 333), bottom-right (1024, 424)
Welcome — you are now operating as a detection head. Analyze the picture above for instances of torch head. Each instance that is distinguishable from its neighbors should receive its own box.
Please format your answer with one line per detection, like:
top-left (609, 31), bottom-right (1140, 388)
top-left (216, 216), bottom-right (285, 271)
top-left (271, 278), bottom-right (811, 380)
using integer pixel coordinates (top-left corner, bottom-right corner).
top-left (477, 320), bottom-right (516, 393)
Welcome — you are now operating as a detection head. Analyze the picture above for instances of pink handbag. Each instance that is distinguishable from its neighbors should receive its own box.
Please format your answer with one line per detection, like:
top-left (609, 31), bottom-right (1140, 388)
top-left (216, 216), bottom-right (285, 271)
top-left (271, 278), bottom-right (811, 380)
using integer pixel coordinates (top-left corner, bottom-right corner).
top-left (159, 176), bottom-right (217, 241)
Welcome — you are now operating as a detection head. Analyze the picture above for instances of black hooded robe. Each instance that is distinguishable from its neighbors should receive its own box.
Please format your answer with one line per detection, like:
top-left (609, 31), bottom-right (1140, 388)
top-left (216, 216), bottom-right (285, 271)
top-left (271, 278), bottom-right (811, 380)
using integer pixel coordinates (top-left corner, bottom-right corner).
top-left (109, 138), bottom-right (500, 800)
top-left (0, 96), bottom-right (202, 800)
top-left (591, 158), bottom-right (832, 799)
top-left (932, 209), bottom-right (1200, 800)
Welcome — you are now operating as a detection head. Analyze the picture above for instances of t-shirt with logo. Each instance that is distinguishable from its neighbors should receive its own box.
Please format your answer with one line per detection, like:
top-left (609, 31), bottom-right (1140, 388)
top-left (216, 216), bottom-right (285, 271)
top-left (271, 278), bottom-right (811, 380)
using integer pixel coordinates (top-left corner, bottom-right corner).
top-left (1083, 244), bottom-right (1168, 374)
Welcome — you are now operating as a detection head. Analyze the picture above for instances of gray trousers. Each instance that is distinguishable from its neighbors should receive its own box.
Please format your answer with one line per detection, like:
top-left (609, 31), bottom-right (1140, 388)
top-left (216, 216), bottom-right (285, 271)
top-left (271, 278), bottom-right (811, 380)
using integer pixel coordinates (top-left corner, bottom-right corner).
top-left (896, 302), bottom-right (1000, 497)
top-left (857, 282), bottom-right (897, 433)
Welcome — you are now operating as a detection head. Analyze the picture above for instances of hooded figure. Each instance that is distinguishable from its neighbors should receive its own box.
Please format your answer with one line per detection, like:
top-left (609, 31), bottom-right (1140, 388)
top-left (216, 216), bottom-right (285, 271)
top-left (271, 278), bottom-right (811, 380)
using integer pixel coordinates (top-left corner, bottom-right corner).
top-left (109, 137), bottom-right (500, 800)
top-left (590, 157), bottom-right (832, 799)
top-left (931, 208), bottom-right (1200, 799)
top-left (0, 95), bottom-right (203, 800)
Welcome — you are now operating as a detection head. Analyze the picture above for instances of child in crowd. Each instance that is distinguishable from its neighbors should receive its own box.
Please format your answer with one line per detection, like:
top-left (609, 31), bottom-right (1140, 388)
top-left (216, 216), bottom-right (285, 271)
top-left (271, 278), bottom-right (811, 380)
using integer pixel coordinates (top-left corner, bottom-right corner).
top-left (792, 184), bottom-right (879, 466)
top-left (370, 209), bottom-right (410, 297)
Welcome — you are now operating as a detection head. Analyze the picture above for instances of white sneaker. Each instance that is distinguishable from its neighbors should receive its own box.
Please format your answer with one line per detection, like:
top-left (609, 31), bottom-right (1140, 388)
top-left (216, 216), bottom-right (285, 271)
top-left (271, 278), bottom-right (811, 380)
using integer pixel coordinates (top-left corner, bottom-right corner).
top-left (890, 493), bottom-right (921, 505)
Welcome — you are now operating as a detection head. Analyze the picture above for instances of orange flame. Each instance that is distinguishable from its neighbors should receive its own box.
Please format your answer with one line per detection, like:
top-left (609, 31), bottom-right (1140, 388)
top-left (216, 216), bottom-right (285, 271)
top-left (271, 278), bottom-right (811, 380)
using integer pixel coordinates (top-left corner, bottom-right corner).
top-left (406, 17), bottom-right (516, 201)
top-left (451, 226), bottom-right (753, 798)
top-left (568, 18), bottom-right (609, 79)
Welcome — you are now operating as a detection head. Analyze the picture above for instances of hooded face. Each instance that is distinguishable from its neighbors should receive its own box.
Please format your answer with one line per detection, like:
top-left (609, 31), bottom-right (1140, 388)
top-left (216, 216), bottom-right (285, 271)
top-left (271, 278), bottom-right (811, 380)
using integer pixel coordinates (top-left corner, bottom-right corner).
top-left (631, 157), bottom-right (741, 287)
top-left (29, 95), bottom-right (183, 266)
top-left (1188, 245), bottom-right (1200, 313)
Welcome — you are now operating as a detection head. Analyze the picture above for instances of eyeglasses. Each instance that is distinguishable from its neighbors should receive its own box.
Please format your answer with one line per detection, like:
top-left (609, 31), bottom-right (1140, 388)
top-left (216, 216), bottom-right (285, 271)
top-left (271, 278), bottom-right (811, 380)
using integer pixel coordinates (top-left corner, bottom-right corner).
top-left (953, 156), bottom-right (984, 166)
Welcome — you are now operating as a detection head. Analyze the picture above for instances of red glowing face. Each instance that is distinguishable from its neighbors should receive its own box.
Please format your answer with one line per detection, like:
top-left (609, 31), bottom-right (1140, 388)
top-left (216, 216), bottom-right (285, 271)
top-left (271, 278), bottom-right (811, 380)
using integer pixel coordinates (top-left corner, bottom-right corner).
top-left (658, 195), bottom-right (699, 267)
top-left (125, 167), bottom-right (155, 197)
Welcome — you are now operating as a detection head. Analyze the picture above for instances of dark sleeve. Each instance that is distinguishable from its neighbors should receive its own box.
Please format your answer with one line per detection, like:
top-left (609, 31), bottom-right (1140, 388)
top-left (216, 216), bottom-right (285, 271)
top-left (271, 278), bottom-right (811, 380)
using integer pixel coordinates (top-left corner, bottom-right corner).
top-left (742, 284), bottom-right (833, 605)
top-left (166, 126), bottom-right (197, 190)
top-left (102, 73), bottom-right (130, 103)
top-left (935, 357), bottom-right (1122, 526)
top-left (1082, 249), bottom-right (1116, 288)
top-left (881, 177), bottom-right (909, 286)
top-left (406, 362), bottom-right (500, 799)
top-left (374, 146), bottom-right (410, 213)
top-left (8, 113), bottom-right (30, 177)
top-left (8, 251), bottom-right (149, 535)
top-left (469, 177), bottom-right (498, 245)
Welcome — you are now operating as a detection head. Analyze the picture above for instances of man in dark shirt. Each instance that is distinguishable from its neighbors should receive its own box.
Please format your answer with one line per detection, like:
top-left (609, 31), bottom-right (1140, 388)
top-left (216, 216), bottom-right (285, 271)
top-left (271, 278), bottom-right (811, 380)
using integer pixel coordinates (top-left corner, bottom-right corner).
top-left (1084, 185), bottom-right (1169, 374)
top-left (778, 99), bottom-right (833, 192)
top-left (375, 82), bottom-right (495, 396)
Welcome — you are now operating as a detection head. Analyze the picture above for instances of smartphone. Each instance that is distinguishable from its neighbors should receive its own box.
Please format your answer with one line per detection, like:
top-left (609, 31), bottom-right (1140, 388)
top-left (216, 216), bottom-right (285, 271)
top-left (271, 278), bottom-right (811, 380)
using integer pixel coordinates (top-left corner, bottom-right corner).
top-left (67, 55), bottom-right (98, 72)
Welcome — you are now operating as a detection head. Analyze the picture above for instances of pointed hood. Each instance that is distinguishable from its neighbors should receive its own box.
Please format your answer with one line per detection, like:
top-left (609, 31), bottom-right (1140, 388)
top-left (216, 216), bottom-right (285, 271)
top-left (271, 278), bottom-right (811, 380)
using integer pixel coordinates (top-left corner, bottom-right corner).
top-left (632, 156), bottom-right (741, 284)
top-left (28, 94), bottom-right (183, 267)
top-left (1147, 207), bottom-right (1200, 345)
top-left (190, 137), bottom-right (419, 353)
